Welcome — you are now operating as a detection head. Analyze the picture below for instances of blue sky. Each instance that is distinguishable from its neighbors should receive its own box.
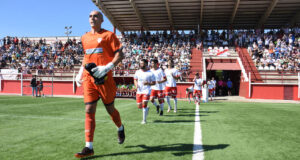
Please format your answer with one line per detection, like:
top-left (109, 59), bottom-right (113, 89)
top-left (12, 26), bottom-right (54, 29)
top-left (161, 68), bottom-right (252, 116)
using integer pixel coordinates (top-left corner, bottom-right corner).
top-left (0, 0), bottom-right (119, 38)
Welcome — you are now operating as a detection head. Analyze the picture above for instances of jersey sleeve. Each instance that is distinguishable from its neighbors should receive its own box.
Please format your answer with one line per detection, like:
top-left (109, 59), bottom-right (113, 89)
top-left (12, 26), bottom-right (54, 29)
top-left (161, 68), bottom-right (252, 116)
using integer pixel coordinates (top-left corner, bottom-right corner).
top-left (174, 69), bottom-right (181, 77)
top-left (134, 71), bottom-right (138, 80)
top-left (109, 33), bottom-right (121, 54)
top-left (161, 70), bottom-right (166, 79)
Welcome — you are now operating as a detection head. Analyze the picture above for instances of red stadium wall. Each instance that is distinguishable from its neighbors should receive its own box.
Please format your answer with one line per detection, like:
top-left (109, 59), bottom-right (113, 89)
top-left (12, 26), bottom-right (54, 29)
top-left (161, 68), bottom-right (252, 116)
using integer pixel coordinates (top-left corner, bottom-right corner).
top-left (0, 80), bottom-right (193, 98)
top-left (251, 84), bottom-right (300, 100)
top-left (1, 79), bottom-right (299, 100)
top-left (239, 80), bottom-right (249, 98)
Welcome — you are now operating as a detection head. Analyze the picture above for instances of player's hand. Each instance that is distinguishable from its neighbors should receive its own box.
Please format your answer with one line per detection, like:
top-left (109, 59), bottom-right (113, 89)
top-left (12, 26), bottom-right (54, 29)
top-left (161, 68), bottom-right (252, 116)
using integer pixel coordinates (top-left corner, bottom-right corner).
top-left (91, 62), bottom-right (114, 78)
top-left (75, 66), bottom-right (84, 87)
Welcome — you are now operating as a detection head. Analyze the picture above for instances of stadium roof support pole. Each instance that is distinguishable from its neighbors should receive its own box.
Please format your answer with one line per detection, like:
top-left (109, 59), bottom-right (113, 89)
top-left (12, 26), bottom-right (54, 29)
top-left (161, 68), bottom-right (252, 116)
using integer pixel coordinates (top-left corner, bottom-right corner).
top-left (93, 0), bottom-right (124, 32)
top-left (130, 0), bottom-right (148, 31)
top-left (165, 0), bottom-right (174, 30)
top-left (199, 0), bottom-right (204, 29)
top-left (249, 72), bottom-right (251, 98)
top-left (257, 0), bottom-right (279, 28)
top-left (229, 0), bottom-right (240, 25)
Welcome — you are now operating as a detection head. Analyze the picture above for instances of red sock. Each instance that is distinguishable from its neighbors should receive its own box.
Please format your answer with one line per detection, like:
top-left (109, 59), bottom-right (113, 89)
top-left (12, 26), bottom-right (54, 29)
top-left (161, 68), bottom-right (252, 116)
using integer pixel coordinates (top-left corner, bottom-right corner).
top-left (110, 109), bottom-right (122, 128)
top-left (85, 113), bottom-right (95, 142)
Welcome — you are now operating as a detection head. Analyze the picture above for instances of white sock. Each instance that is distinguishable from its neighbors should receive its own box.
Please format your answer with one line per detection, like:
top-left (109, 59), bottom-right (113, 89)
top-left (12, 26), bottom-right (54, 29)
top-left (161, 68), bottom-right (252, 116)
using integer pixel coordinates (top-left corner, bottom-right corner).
top-left (118, 124), bottom-right (123, 131)
top-left (166, 96), bottom-right (172, 109)
top-left (160, 103), bottom-right (164, 111)
top-left (85, 142), bottom-right (93, 149)
top-left (152, 100), bottom-right (158, 107)
top-left (174, 98), bottom-right (177, 111)
top-left (143, 108), bottom-right (147, 122)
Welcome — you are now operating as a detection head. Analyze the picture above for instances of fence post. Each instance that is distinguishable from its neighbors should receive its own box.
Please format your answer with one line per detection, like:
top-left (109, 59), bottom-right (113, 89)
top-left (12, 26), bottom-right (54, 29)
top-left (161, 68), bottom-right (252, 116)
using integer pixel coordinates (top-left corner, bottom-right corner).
top-left (0, 73), bottom-right (2, 92)
top-left (249, 72), bottom-right (251, 98)
top-left (21, 73), bottom-right (23, 96)
top-left (298, 72), bottom-right (300, 99)
top-left (51, 73), bottom-right (54, 97)
top-left (73, 70), bottom-right (76, 94)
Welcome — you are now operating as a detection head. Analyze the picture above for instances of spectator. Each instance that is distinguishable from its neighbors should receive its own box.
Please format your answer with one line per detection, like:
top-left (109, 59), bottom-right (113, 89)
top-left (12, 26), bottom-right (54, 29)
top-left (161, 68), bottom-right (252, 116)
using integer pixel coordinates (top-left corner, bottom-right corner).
top-left (227, 78), bottom-right (233, 96)
top-left (30, 75), bottom-right (38, 97)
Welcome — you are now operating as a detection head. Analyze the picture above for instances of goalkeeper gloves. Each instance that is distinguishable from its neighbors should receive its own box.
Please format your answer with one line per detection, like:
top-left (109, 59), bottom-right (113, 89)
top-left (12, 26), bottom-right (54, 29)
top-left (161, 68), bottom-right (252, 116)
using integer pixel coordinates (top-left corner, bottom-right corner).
top-left (91, 62), bottom-right (114, 78)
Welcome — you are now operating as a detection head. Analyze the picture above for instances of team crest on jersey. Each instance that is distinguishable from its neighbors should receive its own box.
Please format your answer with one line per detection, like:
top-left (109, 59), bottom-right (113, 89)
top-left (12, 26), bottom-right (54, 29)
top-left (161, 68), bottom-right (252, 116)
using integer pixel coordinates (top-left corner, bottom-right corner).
top-left (97, 38), bottom-right (102, 43)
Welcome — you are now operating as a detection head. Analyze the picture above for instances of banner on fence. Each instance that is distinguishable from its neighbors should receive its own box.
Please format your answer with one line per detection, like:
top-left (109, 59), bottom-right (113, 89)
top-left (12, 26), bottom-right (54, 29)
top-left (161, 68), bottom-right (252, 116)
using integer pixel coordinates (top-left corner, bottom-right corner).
top-left (0, 69), bottom-right (18, 80)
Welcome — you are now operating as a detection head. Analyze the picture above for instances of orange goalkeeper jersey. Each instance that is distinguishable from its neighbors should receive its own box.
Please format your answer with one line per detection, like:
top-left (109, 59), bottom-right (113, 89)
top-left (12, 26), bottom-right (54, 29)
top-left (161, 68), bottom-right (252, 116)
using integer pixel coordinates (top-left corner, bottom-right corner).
top-left (81, 29), bottom-right (121, 76)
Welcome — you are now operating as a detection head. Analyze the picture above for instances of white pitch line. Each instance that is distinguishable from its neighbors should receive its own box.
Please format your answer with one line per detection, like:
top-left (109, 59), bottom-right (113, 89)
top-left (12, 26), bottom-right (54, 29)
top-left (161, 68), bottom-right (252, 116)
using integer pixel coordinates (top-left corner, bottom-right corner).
top-left (192, 103), bottom-right (204, 160)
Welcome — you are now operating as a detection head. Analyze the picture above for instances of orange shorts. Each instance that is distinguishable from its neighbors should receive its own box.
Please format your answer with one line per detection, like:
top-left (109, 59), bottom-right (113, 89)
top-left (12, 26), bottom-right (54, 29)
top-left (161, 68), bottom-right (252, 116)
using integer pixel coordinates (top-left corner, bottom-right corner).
top-left (83, 72), bottom-right (116, 105)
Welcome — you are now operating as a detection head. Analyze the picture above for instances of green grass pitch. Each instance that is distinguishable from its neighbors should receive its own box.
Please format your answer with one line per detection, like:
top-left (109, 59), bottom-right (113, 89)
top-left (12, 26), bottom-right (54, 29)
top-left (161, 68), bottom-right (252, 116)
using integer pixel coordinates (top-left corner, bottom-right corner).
top-left (0, 96), bottom-right (299, 160)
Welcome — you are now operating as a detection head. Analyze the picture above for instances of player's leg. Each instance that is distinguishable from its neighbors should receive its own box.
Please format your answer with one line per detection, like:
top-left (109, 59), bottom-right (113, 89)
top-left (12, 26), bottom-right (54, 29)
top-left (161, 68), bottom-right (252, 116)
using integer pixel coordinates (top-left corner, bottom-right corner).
top-left (150, 90), bottom-right (159, 114)
top-left (142, 94), bottom-right (150, 124)
top-left (194, 90), bottom-right (200, 104)
top-left (100, 75), bottom-right (125, 144)
top-left (75, 79), bottom-right (99, 158)
top-left (186, 91), bottom-right (191, 103)
top-left (192, 93), bottom-right (196, 102)
top-left (158, 90), bottom-right (165, 116)
top-left (173, 87), bottom-right (178, 112)
top-left (165, 87), bottom-right (172, 112)
top-left (75, 102), bottom-right (97, 158)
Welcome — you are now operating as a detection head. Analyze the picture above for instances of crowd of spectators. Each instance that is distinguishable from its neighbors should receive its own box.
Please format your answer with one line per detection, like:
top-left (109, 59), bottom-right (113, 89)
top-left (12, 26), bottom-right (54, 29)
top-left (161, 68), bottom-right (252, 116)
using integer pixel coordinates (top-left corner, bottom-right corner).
top-left (0, 36), bottom-right (83, 75)
top-left (244, 29), bottom-right (300, 71)
top-left (115, 30), bottom-right (195, 78)
top-left (1, 27), bottom-right (299, 78)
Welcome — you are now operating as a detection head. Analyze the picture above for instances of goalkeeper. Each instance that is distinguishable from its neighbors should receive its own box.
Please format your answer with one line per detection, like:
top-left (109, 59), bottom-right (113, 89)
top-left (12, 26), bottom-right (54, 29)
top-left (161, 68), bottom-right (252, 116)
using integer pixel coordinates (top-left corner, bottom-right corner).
top-left (74, 10), bottom-right (125, 158)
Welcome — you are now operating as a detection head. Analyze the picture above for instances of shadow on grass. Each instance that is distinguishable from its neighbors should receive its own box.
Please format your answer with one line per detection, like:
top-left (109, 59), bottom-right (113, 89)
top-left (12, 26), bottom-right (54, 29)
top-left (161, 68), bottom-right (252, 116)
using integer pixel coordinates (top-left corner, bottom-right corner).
top-left (81, 143), bottom-right (229, 159)
top-left (152, 119), bottom-right (205, 123)
top-left (163, 114), bottom-right (208, 117)
top-left (199, 111), bottom-right (219, 114)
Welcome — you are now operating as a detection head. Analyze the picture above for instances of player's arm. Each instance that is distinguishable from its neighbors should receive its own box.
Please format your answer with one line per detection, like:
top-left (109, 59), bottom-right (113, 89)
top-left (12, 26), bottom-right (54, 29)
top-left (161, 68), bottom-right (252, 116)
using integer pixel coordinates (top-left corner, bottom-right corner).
top-left (144, 73), bottom-right (156, 86)
top-left (157, 75), bottom-right (167, 84)
top-left (172, 74), bottom-right (180, 80)
top-left (172, 70), bottom-right (181, 80)
top-left (134, 79), bottom-right (138, 89)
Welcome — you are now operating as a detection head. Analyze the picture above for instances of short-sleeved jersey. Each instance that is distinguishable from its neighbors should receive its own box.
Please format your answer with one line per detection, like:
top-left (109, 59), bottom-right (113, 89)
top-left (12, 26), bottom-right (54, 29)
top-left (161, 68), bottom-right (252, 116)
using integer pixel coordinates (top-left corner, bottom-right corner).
top-left (208, 81), bottom-right (214, 89)
top-left (211, 80), bottom-right (216, 88)
top-left (194, 78), bottom-right (203, 90)
top-left (134, 69), bottom-right (155, 95)
top-left (151, 68), bottom-right (166, 90)
top-left (165, 68), bottom-right (180, 87)
top-left (81, 29), bottom-right (121, 77)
